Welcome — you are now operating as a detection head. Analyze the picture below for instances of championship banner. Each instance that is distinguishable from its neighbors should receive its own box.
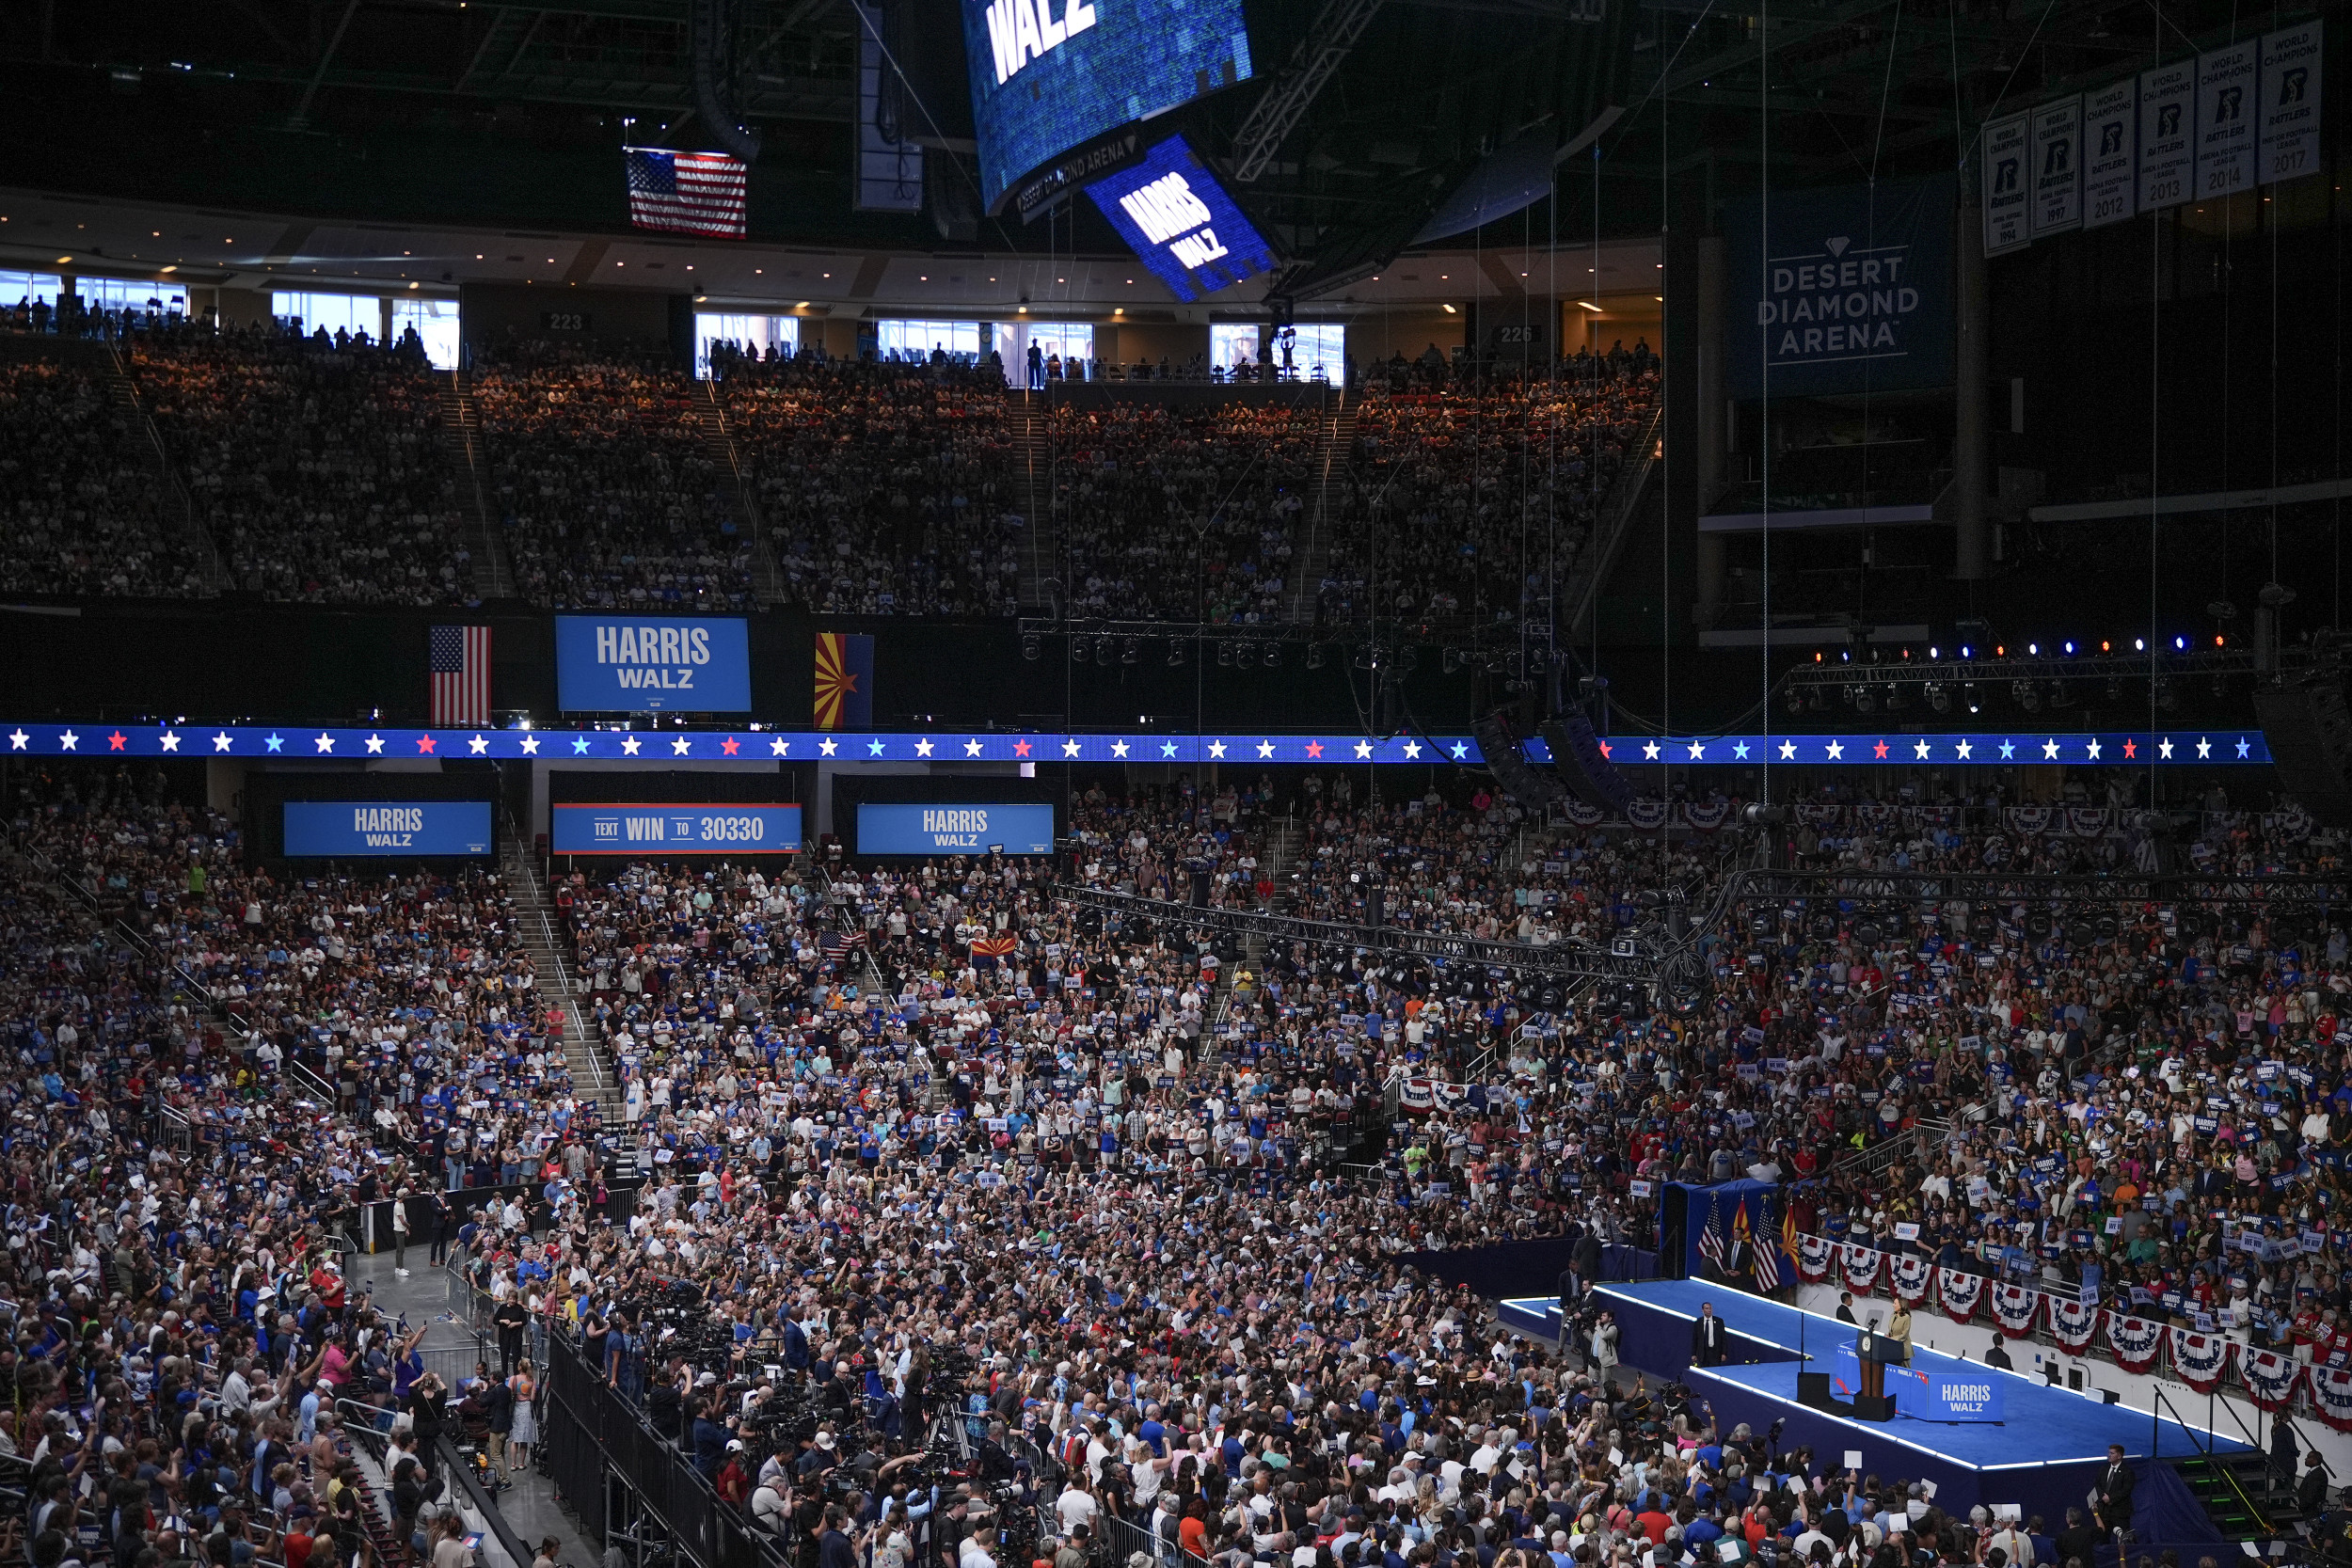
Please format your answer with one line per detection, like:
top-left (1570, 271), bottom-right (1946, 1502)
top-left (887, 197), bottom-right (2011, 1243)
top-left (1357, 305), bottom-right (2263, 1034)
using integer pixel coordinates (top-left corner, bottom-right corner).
top-left (1889, 1253), bottom-right (1932, 1306)
top-left (2238, 1345), bottom-right (2305, 1412)
top-left (1936, 1268), bottom-right (1984, 1323)
top-left (2049, 1295), bottom-right (2100, 1353)
top-left (815, 631), bottom-right (876, 730)
top-left (2169, 1327), bottom-right (2231, 1392)
top-left (1842, 1243), bottom-right (1884, 1294)
top-left (1796, 1234), bottom-right (1836, 1283)
top-left (2106, 1310), bottom-right (2164, 1371)
top-left (1992, 1283), bottom-right (2041, 1335)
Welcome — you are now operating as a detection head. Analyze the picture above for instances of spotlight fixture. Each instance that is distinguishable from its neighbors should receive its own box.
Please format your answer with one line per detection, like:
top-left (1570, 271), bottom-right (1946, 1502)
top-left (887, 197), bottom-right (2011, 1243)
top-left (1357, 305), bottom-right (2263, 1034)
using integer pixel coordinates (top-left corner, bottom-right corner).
top-left (1167, 642), bottom-right (1185, 668)
top-left (1120, 639), bottom-right (1139, 665)
top-left (1807, 687), bottom-right (1827, 712)
top-left (1443, 647), bottom-right (1462, 674)
top-left (1963, 682), bottom-right (1980, 714)
top-left (1854, 687), bottom-right (1877, 714)
top-left (1237, 642), bottom-right (1258, 670)
top-left (2049, 681), bottom-right (2074, 708)
top-left (1218, 642), bottom-right (1235, 668)
top-left (2105, 678), bottom-right (2123, 703)
top-left (2012, 680), bottom-right (2040, 712)
top-left (1786, 687), bottom-right (1805, 716)
top-left (1022, 634), bottom-right (1041, 660)
top-left (1072, 639), bottom-right (1089, 664)
top-left (2154, 676), bottom-right (2177, 710)
top-left (1095, 636), bottom-right (1113, 664)
top-left (1927, 683), bottom-right (1950, 714)
top-left (1263, 642), bottom-right (1280, 668)
top-left (1306, 644), bottom-right (1326, 670)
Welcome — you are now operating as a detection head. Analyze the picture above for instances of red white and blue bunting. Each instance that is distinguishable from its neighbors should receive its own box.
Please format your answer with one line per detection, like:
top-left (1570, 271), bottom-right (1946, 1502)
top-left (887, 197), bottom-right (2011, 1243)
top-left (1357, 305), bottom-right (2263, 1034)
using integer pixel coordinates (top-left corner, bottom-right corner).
top-left (1796, 1235), bottom-right (1836, 1283)
top-left (1991, 1284), bottom-right (2040, 1335)
top-left (1936, 1269), bottom-right (1984, 1323)
top-left (2311, 1367), bottom-right (2352, 1433)
top-left (1889, 1254), bottom-right (1932, 1306)
top-left (2049, 1296), bottom-right (2100, 1354)
top-left (1842, 1244), bottom-right (1884, 1294)
top-left (2238, 1347), bottom-right (2305, 1413)
top-left (2106, 1312), bottom-right (2165, 1372)
top-left (2169, 1328), bottom-right (2232, 1393)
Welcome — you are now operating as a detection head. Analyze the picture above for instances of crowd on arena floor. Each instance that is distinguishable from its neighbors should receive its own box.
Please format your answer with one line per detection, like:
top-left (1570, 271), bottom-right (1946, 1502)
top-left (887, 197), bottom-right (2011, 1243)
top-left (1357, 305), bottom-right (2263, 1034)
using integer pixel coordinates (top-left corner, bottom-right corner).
top-left (4, 757), bottom-right (2350, 1568)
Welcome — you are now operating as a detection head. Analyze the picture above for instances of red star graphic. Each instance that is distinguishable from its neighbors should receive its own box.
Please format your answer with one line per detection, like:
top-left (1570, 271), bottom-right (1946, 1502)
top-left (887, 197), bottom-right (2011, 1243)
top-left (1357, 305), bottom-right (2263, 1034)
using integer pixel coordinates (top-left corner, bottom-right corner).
top-left (1305, 740), bottom-right (1323, 758)
top-left (417, 734), bottom-right (437, 753)
top-left (1597, 741), bottom-right (1612, 759)
top-left (1013, 738), bottom-right (1032, 757)
top-left (1873, 739), bottom-right (1890, 759)
top-left (106, 731), bottom-right (126, 752)
top-left (2122, 738), bottom-right (2137, 759)
top-left (720, 736), bottom-right (740, 755)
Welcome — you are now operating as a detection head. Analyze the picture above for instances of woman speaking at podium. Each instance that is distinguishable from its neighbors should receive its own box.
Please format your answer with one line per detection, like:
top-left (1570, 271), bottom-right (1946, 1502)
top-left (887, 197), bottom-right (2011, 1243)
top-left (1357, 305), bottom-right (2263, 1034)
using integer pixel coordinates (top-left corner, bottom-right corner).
top-left (1886, 1303), bottom-right (1915, 1361)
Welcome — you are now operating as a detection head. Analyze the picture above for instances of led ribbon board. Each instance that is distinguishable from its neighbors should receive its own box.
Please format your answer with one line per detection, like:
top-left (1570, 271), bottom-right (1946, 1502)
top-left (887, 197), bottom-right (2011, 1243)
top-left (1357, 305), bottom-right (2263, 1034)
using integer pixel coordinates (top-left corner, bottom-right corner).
top-left (1086, 135), bottom-right (1276, 303)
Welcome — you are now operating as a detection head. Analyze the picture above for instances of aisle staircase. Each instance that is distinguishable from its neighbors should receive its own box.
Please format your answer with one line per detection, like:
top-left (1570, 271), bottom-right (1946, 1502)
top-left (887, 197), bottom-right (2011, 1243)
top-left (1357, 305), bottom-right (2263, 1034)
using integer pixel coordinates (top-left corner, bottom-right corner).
top-left (1560, 403), bottom-right (1664, 643)
top-left (1205, 819), bottom-right (1302, 1037)
top-left (437, 369), bottom-right (515, 597)
top-left (500, 832), bottom-right (621, 1131)
top-left (1014, 392), bottom-right (1060, 613)
top-left (103, 343), bottom-right (229, 593)
top-left (1286, 392), bottom-right (1355, 624)
top-left (696, 379), bottom-right (787, 606)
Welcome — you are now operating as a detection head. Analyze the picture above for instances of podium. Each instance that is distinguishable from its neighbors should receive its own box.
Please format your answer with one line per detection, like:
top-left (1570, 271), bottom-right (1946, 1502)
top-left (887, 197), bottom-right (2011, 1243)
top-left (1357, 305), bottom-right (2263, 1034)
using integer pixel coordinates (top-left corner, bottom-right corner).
top-left (1850, 1329), bottom-right (1906, 1421)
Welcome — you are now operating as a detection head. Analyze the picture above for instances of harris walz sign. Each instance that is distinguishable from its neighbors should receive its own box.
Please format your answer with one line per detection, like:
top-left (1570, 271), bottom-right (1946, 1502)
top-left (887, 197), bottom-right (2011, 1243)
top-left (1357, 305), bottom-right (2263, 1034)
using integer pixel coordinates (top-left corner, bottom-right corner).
top-left (1725, 174), bottom-right (1955, 399)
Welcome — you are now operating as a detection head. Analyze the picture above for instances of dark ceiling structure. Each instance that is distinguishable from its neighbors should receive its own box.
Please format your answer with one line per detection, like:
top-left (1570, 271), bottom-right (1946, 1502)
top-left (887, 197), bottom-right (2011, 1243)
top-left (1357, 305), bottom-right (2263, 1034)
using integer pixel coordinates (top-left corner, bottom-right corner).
top-left (2, 0), bottom-right (2311, 290)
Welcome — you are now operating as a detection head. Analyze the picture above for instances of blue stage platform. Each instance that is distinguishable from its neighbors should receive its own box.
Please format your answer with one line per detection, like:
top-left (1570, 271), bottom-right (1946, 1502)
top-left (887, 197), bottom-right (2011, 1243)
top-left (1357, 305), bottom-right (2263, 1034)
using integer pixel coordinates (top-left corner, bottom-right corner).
top-left (1501, 1279), bottom-right (2249, 1525)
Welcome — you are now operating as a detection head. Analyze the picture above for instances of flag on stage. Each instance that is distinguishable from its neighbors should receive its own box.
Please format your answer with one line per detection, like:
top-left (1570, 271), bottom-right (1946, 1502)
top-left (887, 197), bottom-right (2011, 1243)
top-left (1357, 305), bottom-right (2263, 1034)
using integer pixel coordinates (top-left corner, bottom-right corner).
top-left (1698, 1195), bottom-right (1727, 1273)
top-left (625, 147), bottom-right (749, 238)
top-left (815, 632), bottom-right (874, 729)
top-left (429, 625), bottom-right (491, 726)
top-left (1754, 1198), bottom-right (1784, 1291)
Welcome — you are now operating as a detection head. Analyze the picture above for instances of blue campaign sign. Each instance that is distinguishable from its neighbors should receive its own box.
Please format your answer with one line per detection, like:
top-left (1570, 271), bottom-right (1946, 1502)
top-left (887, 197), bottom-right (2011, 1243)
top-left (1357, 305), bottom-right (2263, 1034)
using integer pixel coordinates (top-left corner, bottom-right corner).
top-left (1921, 1373), bottom-right (2004, 1422)
top-left (1724, 174), bottom-right (1955, 399)
top-left (554, 616), bottom-right (752, 712)
top-left (964, 0), bottom-right (1253, 212)
top-left (550, 803), bottom-right (802, 855)
top-left (1087, 136), bottom-right (1276, 303)
top-left (858, 802), bottom-right (1055, 855)
top-left (283, 800), bottom-right (493, 858)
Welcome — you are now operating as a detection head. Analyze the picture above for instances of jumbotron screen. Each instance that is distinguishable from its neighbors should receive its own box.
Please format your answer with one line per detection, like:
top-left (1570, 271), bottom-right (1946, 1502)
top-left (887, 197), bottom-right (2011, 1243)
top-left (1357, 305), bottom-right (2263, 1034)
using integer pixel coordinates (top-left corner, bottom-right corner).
top-left (962, 0), bottom-right (1254, 212)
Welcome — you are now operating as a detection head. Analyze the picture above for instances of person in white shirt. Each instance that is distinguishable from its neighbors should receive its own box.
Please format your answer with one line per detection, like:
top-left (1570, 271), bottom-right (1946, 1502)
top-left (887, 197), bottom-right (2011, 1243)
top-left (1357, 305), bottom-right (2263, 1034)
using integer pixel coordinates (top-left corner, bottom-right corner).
top-left (1056, 1478), bottom-right (1098, 1538)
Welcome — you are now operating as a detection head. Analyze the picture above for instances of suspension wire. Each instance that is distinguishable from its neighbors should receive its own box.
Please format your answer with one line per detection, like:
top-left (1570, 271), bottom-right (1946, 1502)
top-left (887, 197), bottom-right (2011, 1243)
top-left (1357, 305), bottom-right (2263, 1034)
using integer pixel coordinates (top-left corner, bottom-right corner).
top-left (1654, 8), bottom-right (1667, 766)
top-left (2150, 0), bottom-right (2163, 805)
top-left (1759, 0), bottom-right (1772, 808)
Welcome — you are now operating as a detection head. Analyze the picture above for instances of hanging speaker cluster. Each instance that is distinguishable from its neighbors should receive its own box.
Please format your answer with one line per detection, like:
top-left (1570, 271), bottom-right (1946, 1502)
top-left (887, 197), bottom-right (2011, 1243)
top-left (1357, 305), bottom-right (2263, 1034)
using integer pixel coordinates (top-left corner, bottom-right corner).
top-left (1470, 710), bottom-right (1565, 813)
top-left (2255, 676), bottom-right (2352, 828)
top-left (1538, 708), bottom-right (1635, 816)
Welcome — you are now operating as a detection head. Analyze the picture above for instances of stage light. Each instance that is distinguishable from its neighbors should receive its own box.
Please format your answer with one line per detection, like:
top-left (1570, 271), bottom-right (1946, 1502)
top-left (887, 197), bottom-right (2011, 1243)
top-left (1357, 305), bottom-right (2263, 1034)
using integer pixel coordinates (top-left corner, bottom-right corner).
top-left (1095, 636), bottom-right (1113, 663)
top-left (1786, 687), bottom-right (1805, 716)
top-left (1167, 641), bottom-right (1184, 667)
top-left (2012, 680), bottom-right (2041, 712)
top-left (1263, 642), bottom-right (1281, 668)
top-left (1237, 643), bottom-right (1257, 670)
top-left (2063, 641), bottom-right (2076, 656)
top-left (1959, 644), bottom-right (1973, 659)
top-left (2027, 642), bottom-right (2039, 656)
top-left (1929, 646), bottom-right (1939, 659)
top-left (1072, 639), bottom-right (1089, 664)
top-left (1022, 634), bottom-right (1041, 660)
top-left (1307, 644), bottom-right (1326, 669)
top-left (2135, 638), bottom-right (2146, 652)
top-left (1807, 687), bottom-right (1827, 712)
top-left (1854, 687), bottom-right (1876, 714)
top-left (1120, 639), bottom-right (1139, 665)
top-left (1927, 683), bottom-right (1950, 714)
top-left (1963, 683), bottom-right (1980, 714)
top-left (1218, 642), bottom-right (1235, 668)
top-left (2049, 682), bottom-right (2074, 708)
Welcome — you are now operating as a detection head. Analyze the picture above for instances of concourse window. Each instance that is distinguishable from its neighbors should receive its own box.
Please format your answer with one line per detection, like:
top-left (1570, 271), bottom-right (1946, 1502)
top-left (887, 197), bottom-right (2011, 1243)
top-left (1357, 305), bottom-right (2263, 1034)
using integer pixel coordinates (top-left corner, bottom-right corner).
top-left (695, 311), bottom-right (800, 377)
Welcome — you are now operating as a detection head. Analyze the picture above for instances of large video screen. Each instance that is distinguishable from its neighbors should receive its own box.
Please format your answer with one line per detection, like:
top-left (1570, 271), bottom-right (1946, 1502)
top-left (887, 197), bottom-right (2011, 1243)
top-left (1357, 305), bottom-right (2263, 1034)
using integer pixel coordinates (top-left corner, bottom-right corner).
top-left (1087, 135), bottom-right (1276, 302)
top-left (963, 0), bottom-right (1254, 212)
top-left (858, 802), bottom-right (1055, 855)
top-left (554, 615), bottom-right (752, 712)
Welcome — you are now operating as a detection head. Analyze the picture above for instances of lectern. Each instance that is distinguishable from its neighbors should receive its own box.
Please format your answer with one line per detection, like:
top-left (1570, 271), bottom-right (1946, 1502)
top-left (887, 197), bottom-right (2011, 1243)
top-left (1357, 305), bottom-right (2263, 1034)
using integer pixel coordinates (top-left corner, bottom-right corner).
top-left (1850, 1328), bottom-right (1906, 1420)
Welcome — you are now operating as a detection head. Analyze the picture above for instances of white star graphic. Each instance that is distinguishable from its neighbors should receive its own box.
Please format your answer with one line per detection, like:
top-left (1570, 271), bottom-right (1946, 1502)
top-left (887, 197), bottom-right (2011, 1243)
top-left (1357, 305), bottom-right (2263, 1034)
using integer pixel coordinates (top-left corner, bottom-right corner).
top-left (1450, 742), bottom-right (1468, 759)
top-left (621, 735), bottom-right (643, 755)
top-left (770, 737), bottom-right (790, 756)
top-left (365, 733), bottom-right (386, 754)
top-left (2042, 738), bottom-right (2060, 759)
top-left (963, 738), bottom-right (983, 756)
top-left (1061, 738), bottom-right (1081, 757)
top-left (1643, 740), bottom-right (1661, 760)
top-left (1354, 740), bottom-right (1372, 758)
top-left (1999, 740), bottom-right (2016, 759)
top-left (1778, 739), bottom-right (1796, 760)
top-left (818, 737), bottom-right (838, 756)
top-left (212, 732), bottom-right (233, 752)
top-left (914, 737), bottom-right (934, 757)
top-left (670, 736), bottom-right (691, 755)
top-left (519, 735), bottom-right (540, 755)
top-left (1209, 740), bottom-right (1228, 759)
top-left (2158, 737), bottom-right (2173, 759)
top-left (314, 733), bottom-right (335, 754)
top-left (2085, 739), bottom-right (2101, 760)
top-left (1257, 740), bottom-right (1275, 758)
top-left (1914, 740), bottom-right (1931, 760)
top-left (7, 729), bottom-right (26, 751)
top-left (58, 730), bottom-right (78, 752)
top-left (1111, 740), bottom-right (1130, 758)
top-left (1824, 741), bottom-right (1844, 760)
top-left (1687, 740), bottom-right (1705, 760)
top-left (571, 736), bottom-right (592, 754)
top-left (1733, 741), bottom-right (1750, 760)
top-left (1403, 740), bottom-right (1422, 759)
top-left (159, 731), bottom-right (180, 752)
top-left (469, 733), bottom-right (489, 754)
top-left (2235, 737), bottom-right (2250, 758)
top-left (1161, 741), bottom-right (1177, 757)
top-left (866, 738), bottom-right (884, 755)
top-left (2196, 736), bottom-right (2212, 758)
top-left (1954, 740), bottom-right (1972, 760)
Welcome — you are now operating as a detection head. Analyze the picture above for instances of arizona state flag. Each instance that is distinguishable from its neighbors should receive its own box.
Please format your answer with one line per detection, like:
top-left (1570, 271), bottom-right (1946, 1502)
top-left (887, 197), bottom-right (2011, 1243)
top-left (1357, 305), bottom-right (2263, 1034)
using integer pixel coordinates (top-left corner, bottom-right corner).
top-left (814, 632), bottom-right (874, 730)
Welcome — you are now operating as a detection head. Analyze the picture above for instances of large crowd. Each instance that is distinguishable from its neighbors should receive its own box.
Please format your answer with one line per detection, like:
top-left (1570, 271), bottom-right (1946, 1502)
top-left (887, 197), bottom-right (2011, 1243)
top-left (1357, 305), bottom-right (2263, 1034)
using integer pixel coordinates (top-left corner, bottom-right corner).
top-left (2, 750), bottom-right (2346, 1568)
top-left (0, 359), bottom-right (207, 597)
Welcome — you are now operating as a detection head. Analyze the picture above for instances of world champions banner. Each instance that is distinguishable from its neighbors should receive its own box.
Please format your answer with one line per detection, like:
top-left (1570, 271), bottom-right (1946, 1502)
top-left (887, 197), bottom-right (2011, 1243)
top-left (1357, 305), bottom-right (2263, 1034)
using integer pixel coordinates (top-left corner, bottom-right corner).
top-left (1724, 174), bottom-right (1955, 400)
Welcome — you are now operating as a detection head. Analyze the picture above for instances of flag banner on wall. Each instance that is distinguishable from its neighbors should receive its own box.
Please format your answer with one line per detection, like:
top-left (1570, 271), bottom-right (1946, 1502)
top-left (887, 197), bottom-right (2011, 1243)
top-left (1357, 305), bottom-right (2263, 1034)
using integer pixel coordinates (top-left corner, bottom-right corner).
top-left (429, 626), bottom-right (491, 727)
top-left (815, 632), bottom-right (875, 730)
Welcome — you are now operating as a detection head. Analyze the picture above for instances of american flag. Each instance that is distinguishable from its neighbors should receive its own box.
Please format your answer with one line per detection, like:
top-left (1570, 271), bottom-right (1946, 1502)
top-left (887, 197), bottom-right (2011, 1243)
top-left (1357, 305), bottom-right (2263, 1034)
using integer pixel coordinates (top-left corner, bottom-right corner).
top-left (625, 147), bottom-right (749, 237)
top-left (1698, 1196), bottom-right (1727, 1273)
top-left (1753, 1199), bottom-right (1783, 1291)
top-left (429, 625), bottom-right (492, 726)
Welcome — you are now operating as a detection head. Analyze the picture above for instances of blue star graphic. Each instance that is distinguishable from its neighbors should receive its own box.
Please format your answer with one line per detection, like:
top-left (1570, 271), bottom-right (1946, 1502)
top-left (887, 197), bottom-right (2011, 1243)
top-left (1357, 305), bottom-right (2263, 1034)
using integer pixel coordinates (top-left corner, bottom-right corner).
top-left (867, 738), bottom-right (885, 755)
top-left (571, 736), bottom-right (592, 754)
top-left (1450, 742), bottom-right (1468, 758)
top-left (264, 733), bottom-right (284, 752)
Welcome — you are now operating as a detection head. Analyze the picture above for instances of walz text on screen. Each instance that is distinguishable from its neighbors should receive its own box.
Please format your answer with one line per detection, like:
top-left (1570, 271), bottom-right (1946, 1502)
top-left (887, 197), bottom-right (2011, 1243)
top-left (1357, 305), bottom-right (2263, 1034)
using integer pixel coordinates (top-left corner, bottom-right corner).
top-left (283, 800), bottom-right (493, 858)
top-left (549, 803), bottom-right (802, 855)
top-left (1086, 136), bottom-right (1276, 304)
top-left (555, 615), bottom-right (752, 711)
top-left (858, 802), bottom-right (1055, 855)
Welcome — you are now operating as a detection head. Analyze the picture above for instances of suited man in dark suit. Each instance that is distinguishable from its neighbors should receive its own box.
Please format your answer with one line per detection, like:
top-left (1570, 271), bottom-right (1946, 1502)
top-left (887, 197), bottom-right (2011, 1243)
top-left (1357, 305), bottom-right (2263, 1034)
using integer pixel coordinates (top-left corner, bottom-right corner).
top-left (1691, 1301), bottom-right (1730, 1368)
top-left (2095, 1443), bottom-right (2136, 1537)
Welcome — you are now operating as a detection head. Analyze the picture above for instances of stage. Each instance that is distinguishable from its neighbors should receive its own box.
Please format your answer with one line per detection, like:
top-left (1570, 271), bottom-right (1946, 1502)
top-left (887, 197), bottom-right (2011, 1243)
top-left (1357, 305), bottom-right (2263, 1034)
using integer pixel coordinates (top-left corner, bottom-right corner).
top-left (1502, 1278), bottom-right (2249, 1523)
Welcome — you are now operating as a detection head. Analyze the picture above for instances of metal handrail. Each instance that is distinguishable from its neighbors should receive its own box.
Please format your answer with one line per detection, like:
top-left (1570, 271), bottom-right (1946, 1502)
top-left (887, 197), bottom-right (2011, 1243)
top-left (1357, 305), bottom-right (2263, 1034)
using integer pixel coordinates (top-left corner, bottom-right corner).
top-left (500, 811), bottom-right (612, 1102)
